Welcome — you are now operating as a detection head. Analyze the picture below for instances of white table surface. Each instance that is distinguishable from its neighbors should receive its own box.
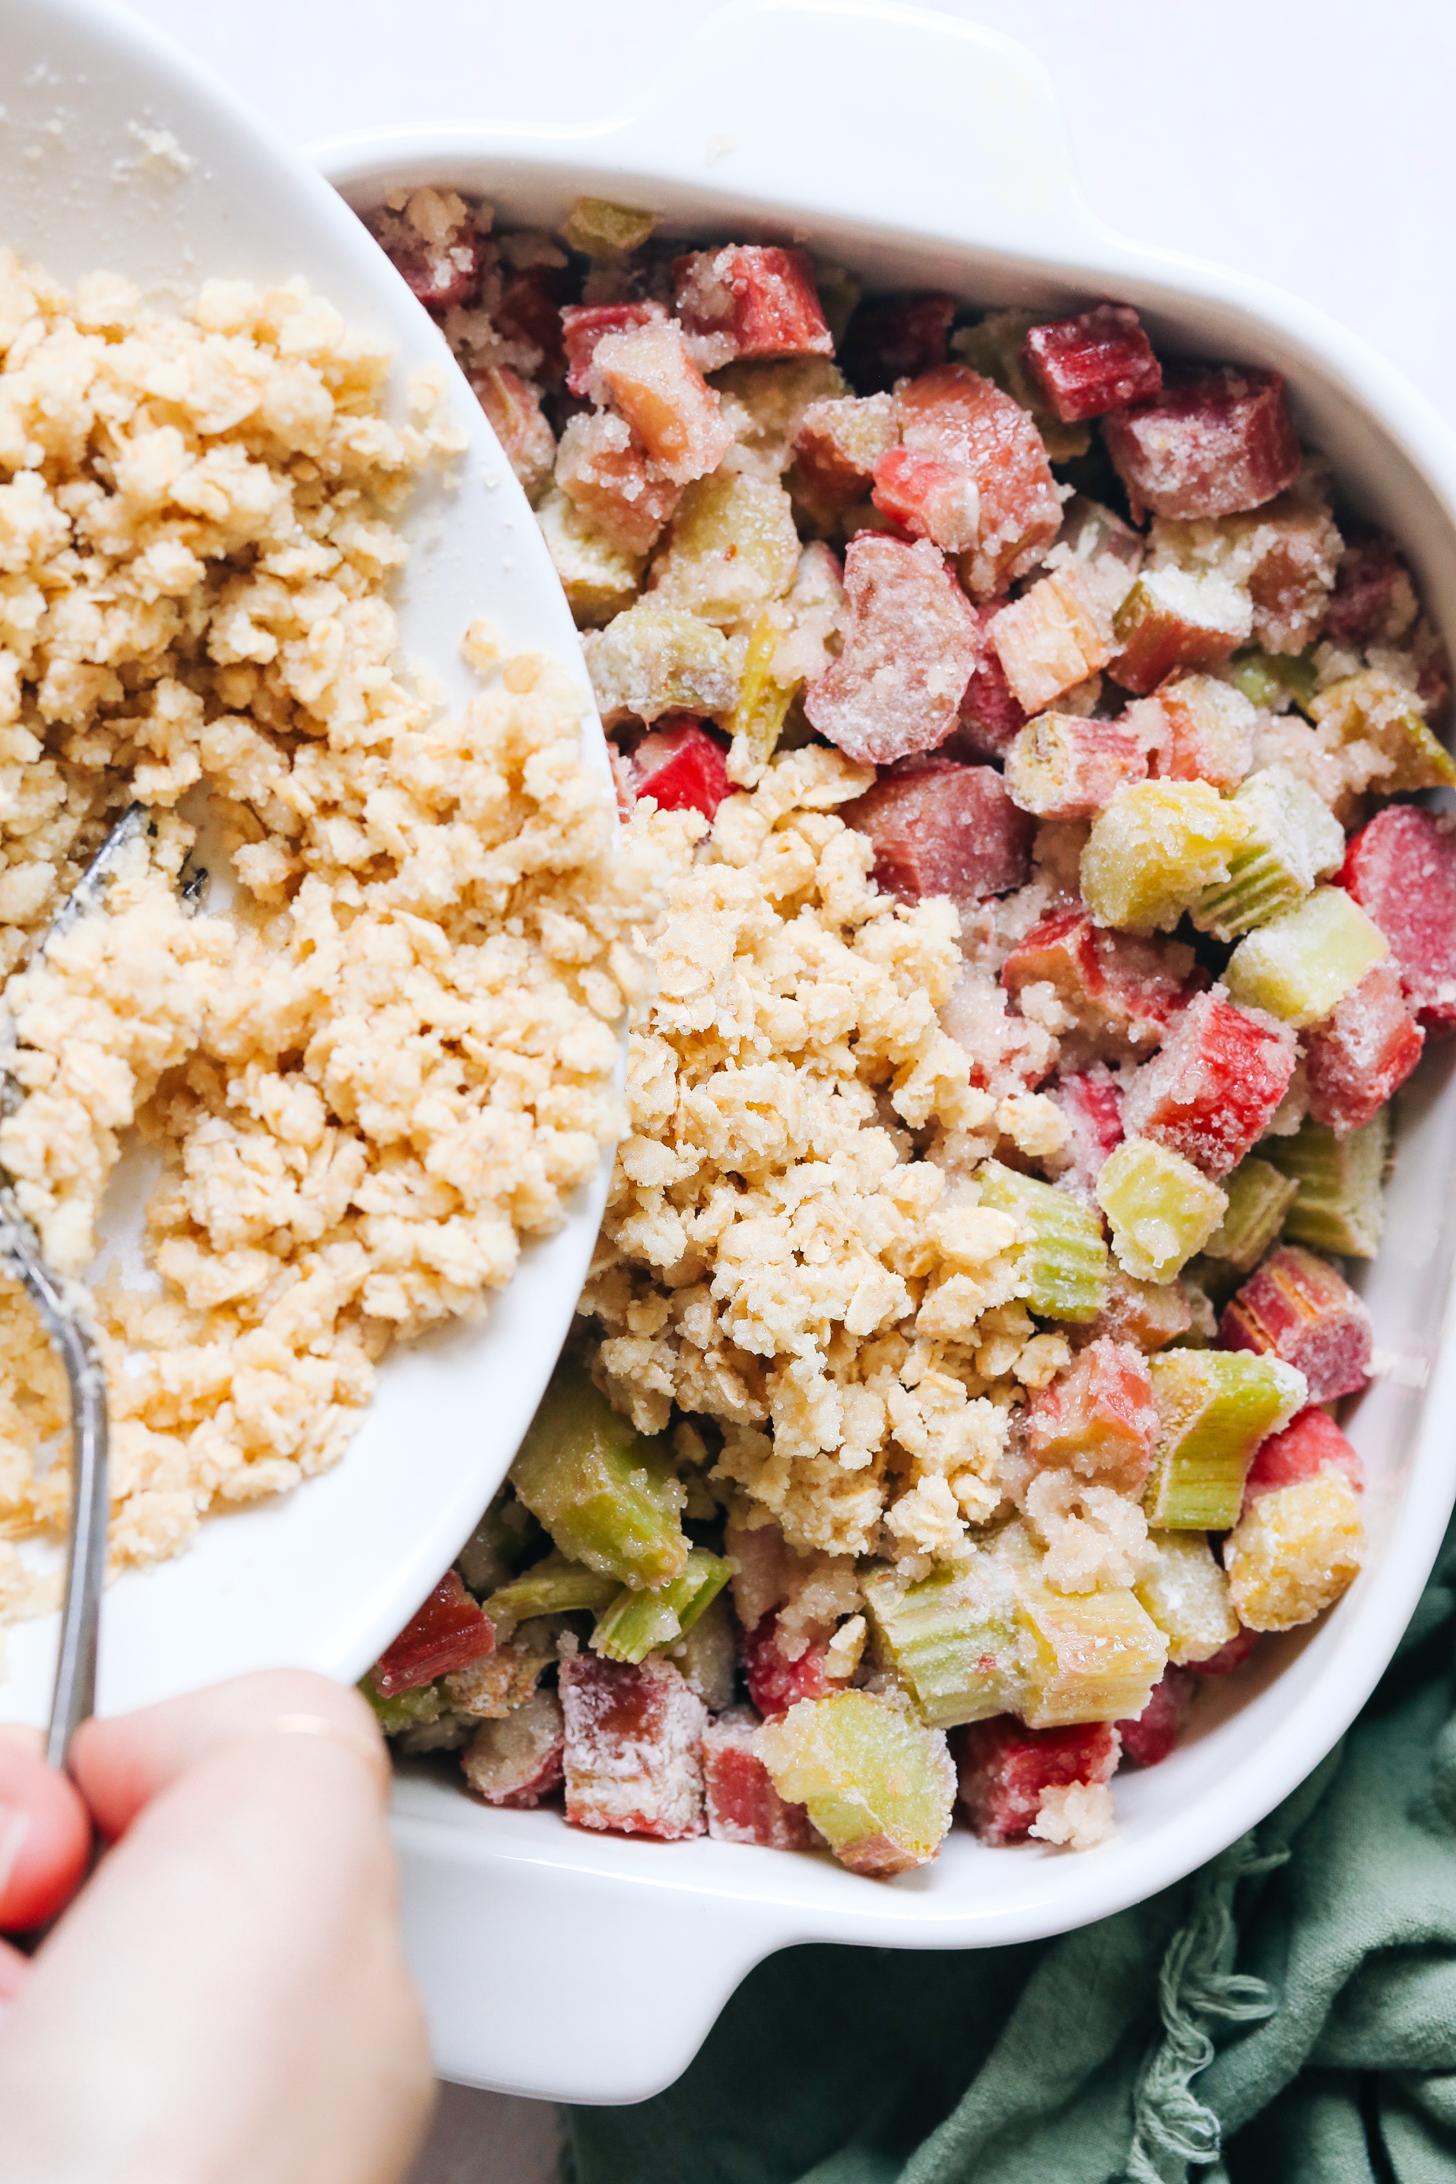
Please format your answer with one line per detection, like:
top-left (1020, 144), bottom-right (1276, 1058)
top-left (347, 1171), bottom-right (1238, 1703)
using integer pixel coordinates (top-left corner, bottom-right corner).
top-left (115, 1), bottom-right (1452, 2176)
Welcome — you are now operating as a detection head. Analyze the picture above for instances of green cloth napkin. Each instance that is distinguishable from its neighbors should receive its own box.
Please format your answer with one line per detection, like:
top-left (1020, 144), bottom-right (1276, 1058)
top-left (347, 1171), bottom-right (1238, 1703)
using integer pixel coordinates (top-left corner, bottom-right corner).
top-left (566, 1523), bottom-right (1456, 2184)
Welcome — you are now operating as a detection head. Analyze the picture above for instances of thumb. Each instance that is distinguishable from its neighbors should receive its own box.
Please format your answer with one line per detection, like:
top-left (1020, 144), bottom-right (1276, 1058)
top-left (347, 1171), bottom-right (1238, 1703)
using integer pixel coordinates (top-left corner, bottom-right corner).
top-left (0, 1731), bottom-right (91, 1933)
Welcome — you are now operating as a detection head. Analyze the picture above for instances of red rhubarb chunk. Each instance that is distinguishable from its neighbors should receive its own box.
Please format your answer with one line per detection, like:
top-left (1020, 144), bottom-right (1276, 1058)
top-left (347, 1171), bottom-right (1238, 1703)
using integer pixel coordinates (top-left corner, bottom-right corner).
top-left (1116, 1667), bottom-right (1194, 1769)
top-left (1056, 1067), bottom-right (1125, 1195)
top-left (630, 718), bottom-right (733, 821)
top-left (372, 1571), bottom-right (495, 1696)
top-left (495, 264), bottom-right (571, 384)
top-left (1219, 1244), bottom-right (1373, 1404)
top-left (1004, 712), bottom-right (1147, 822)
top-left (1023, 304), bottom-right (1163, 424)
top-left (803, 533), bottom-right (980, 764)
top-left (840, 290), bottom-right (955, 393)
top-left (1305, 960), bottom-right (1425, 1135)
top-left (471, 364), bottom-right (555, 500)
top-left (793, 393), bottom-right (897, 518)
top-left (1324, 537), bottom-right (1417, 648)
top-left (955, 1718), bottom-right (1120, 1845)
top-left (372, 209), bottom-right (486, 312)
top-left (1103, 366), bottom-right (1300, 520)
top-left (898, 364), bottom-right (1060, 597)
top-left (742, 1617), bottom-right (834, 1720)
top-left (560, 1654), bottom-right (707, 1841)
top-left (1121, 991), bottom-right (1298, 1178)
top-left (1000, 909), bottom-right (1201, 1053)
top-left (1023, 1336), bottom-right (1158, 1497)
top-left (871, 445), bottom-right (981, 555)
top-left (702, 1714), bottom-right (817, 1849)
top-left (561, 301), bottom-right (665, 396)
top-left (842, 757), bottom-right (1032, 906)
top-left (1243, 1406), bottom-right (1363, 1506)
top-left (1341, 805), bottom-right (1456, 1031)
top-left (592, 317), bottom-right (733, 483)
top-left (462, 1688), bottom-right (565, 1809)
top-left (949, 604), bottom-right (1029, 758)
top-left (674, 246), bottom-right (833, 362)
top-left (1188, 1625), bottom-right (1259, 1677)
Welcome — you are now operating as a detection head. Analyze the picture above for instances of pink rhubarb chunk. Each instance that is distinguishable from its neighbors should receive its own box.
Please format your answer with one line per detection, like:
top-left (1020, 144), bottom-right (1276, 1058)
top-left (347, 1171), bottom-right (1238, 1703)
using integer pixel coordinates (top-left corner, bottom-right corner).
top-left (1188, 1626), bottom-right (1259, 1677)
top-left (1000, 909), bottom-right (1201, 1053)
top-left (1023, 1336), bottom-right (1158, 1496)
top-left (741, 1616), bottom-right (838, 1721)
top-left (1341, 806), bottom-right (1456, 1031)
top-left (1121, 990), bottom-right (1298, 1179)
top-left (628, 718), bottom-right (733, 821)
top-left (897, 364), bottom-right (1061, 597)
top-left (1056, 1067), bottom-right (1126, 1195)
top-left (1219, 1244), bottom-right (1373, 1404)
top-left (842, 758), bottom-right (1032, 905)
top-left (1325, 537), bottom-right (1417, 647)
top-left (803, 532), bottom-right (980, 764)
top-left (462, 1688), bottom-right (565, 1809)
top-left (1116, 1667), bottom-right (1194, 1769)
top-left (955, 1718), bottom-right (1120, 1845)
top-left (591, 317), bottom-right (733, 483)
top-left (1305, 960), bottom-right (1424, 1135)
top-left (1243, 1405), bottom-right (1362, 1507)
top-left (561, 301), bottom-right (666, 397)
top-left (793, 393), bottom-right (898, 517)
top-left (1023, 304), bottom-right (1163, 424)
top-left (1103, 365), bottom-right (1301, 520)
top-left (372, 1572), bottom-right (494, 1696)
top-left (951, 604), bottom-right (1029, 757)
top-left (373, 206), bottom-right (486, 312)
top-left (841, 290), bottom-right (955, 392)
top-left (702, 1714), bottom-right (818, 1849)
top-left (674, 246), bottom-right (833, 362)
top-left (560, 1654), bottom-right (707, 1841)
top-left (1004, 711), bottom-right (1147, 822)
top-left (872, 445), bottom-right (982, 555)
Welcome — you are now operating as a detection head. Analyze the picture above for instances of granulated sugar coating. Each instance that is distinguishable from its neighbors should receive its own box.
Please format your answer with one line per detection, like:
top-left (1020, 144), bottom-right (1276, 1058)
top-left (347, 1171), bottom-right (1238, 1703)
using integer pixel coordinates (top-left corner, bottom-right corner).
top-left (0, 253), bottom-right (646, 1613)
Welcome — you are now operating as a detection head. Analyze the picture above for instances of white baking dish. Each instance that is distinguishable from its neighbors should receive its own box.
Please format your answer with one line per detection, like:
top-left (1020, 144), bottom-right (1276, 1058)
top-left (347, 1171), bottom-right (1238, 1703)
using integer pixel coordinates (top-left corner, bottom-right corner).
top-left (314, 0), bottom-right (1456, 2105)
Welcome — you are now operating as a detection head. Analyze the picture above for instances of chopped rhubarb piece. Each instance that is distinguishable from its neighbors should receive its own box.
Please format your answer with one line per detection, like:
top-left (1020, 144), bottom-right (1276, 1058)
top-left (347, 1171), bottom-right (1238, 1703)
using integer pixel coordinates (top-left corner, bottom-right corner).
top-left (494, 264), bottom-right (569, 385)
top-left (674, 246), bottom-right (833, 363)
top-left (1236, 493), bottom-right (1342, 655)
top-left (1224, 1470), bottom-right (1364, 1632)
top-left (1342, 805), bottom-right (1456, 1030)
top-left (1094, 1269), bottom-right (1198, 1353)
top-left (1116, 1666), bottom-right (1195, 1769)
top-left (989, 569), bottom-right (1114, 715)
top-left (585, 601), bottom-right (739, 725)
top-left (372, 1570), bottom-right (495, 1697)
top-left (1306, 961), bottom-right (1424, 1135)
top-left (792, 392), bottom-right (898, 519)
top-left (895, 365), bottom-right (1060, 599)
top-left (729, 610), bottom-right (798, 765)
top-left (952, 310), bottom-right (1091, 463)
top-left (1096, 1137), bottom-right (1228, 1284)
top-left (461, 1688), bottom-right (565, 1810)
top-left (1135, 1533), bottom-right (1239, 1665)
top-left (650, 466), bottom-right (800, 625)
top-left (1138, 673), bottom-right (1258, 791)
top-left (1121, 990), bottom-right (1298, 1178)
top-left (1144, 1348), bottom-right (1305, 1530)
top-left (956, 1717), bottom-right (1121, 1843)
top-left (840, 290), bottom-right (955, 392)
top-left (561, 301), bottom-right (665, 396)
top-left (1193, 766), bottom-right (1345, 941)
top-left (1325, 537), bottom-right (1418, 647)
top-left (742, 1615), bottom-right (835, 1719)
top-left (485, 1554), bottom-right (618, 1628)
top-left (1188, 1625), bottom-right (1259, 1676)
top-left (1219, 1244), bottom-right (1373, 1404)
top-left (555, 409), bottom-right (681, 557)
top-left (862, 1553), bottom-right (1030, 1728)
top-left (1001, 909), bottom-right (1200, 1052)
top-left (1019, 1572), bottom-right (1168, 1727)
top-left (371, 198), bottom-right (486, 311)
top-left (1023, 304), bottom-right (1163, 423)
top-left (1103, 366), bottom-right (1301, 520)
top-left (470, 364), bottom-right (555, 503)
top-left (536, 487), bottom-right (645, 630)
top-left (1225, 887), bottom-right (1388, 1030)
top-left (1047, 496), bottom-right (1145, 618)
top-left (803, 533), bottom-right (979, 764)
top-left (977, 1159), bottom-right (1111, 1323)
top-left (561, 197), bottom-right (657, 257)
top-left (560, 1654), bottom-right (706, 1841)
top-left (1081, 779), bottom-right (1246, 933)
top-left (510, 1358), bottom-right (689, 1588)
top-left (702, 1714), bottom-right (817, 1850)
top-left (1005, 711), bottom-right (1145, 822)
top-left (1202, 1157), bottom-right (1298, 1278)
top-left (1109, 569), bottom-right (1252, 696)
top-left (1268, 1111), bottom-right (1389, 1260)
top-left (842, 758), bottom-right (1031, 906)
top-left (591, 317), bottom-right (733, 483)
top-left (1310, 671), bottom-right (1456, 793)
top-left (871, 444), bottom-right (981, 554)
top-left (1244, 1405), bottom-right (1362, 1505)
top-left (1023, 1335), bottom-right (1158, 1496)
top-left (758, 1689), bottom-right (956, 1875)
top-left (951, 604), bottom-right (1029, 758)
top-left (593, 1546), bottom-right (733, 1664)
top-left (1056, 1067), bottom-right (1125, 1194)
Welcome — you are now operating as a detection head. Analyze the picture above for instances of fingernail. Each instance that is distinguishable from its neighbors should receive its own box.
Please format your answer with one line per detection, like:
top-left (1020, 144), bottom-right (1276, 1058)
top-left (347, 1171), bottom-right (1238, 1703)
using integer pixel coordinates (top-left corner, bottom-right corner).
top-left (0, 1804), bottom-right (30, 1908)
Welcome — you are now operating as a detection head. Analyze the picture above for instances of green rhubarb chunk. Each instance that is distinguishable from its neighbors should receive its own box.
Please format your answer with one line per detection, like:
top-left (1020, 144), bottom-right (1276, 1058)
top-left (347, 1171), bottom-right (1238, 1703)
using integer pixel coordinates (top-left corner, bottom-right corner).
top-left (561, 196), bottom-right (658, 257)
top-left (361, 1678), bottom-right (446, 1737)
top-left (757, 1689), bottom-right (956, 1876)
top-left (1267, 1111), bottom-right (1389, 1259)
top-left (1228, 648), bottom-right (1318, 717)
top-left (952, 312), bottom-right (1092, 463)
top-left (1193, 766), bottom-right (1345, 940)
top-left (1225, 887), bottom-right (1389, 1029)
top-left (1081, 779), bottom-right (1247, 933)
top-left (510, 1362), bottom-right (689, 1590)
top-left (1096, 1137), bottom-right (1228, 1285)
top-left (591, 1547), bottom-right (733, 1664)
top-left (1018, 1578), bottom-right (1168, 1729)
top-left (861, 1554), bottom-right (1031, 1728)
top-left (1310, 669), bottom-right (1456, 791)
top-left (1134, 1531), bottom-right (1240, 1664)
top-left (583, 603), bottom-right (740, 727)
top-left (536, 488), bottom-right (645, 629)
top-left (1144, 1348), bottom-right (1306, 1530)
top-left (729, 611), bottom-right (800, 764)
top-left (978, 1160), bottom-right (1111, 1323)
top-left (1202, 1157), bottom-right (1300, 1275)
top-left (484, 1552), bottom-right (620, 1628)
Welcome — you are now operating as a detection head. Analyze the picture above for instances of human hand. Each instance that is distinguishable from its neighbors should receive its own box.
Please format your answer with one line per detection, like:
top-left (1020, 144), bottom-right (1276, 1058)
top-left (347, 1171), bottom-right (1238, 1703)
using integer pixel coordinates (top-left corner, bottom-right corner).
top-left (0, 1671), bottom-right (434, 2184)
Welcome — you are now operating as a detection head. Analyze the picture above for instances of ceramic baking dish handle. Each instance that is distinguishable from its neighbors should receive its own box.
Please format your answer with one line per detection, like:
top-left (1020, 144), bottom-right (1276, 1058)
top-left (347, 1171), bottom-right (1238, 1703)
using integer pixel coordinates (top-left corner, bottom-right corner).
top-left (397, 1822), bottom-right (791, 2102)
top-left (589, 0), bottom-right (1101, 264)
